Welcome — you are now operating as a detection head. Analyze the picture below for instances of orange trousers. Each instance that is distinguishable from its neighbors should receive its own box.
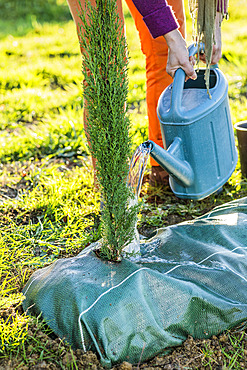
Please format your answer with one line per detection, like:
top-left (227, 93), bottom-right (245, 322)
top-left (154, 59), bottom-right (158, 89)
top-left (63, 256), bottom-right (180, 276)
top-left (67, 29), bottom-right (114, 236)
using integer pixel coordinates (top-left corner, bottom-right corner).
top-left (67, 0), bottom-right (185, 166)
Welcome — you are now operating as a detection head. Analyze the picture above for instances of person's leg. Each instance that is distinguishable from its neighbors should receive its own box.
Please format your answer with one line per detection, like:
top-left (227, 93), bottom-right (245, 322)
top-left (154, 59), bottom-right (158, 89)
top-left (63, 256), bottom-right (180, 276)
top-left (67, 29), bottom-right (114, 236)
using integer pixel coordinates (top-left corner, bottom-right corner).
top-left (66, 0), bottom-right (125, 186)
top-left (125, 0), bottom-right (185, 184)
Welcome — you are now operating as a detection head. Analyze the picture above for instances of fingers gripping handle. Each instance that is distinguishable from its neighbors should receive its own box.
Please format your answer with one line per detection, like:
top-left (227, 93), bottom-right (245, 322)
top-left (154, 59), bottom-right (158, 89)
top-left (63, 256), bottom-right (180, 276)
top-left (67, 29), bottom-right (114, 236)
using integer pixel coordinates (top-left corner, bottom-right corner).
top-left (170, 43), bottom-right (217, 117)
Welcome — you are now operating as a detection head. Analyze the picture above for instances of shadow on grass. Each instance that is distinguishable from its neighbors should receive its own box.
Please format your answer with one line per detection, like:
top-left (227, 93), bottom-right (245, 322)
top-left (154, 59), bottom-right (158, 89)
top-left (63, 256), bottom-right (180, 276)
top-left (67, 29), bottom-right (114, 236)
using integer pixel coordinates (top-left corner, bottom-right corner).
top-left (0, 0), bottom-right (72, 37)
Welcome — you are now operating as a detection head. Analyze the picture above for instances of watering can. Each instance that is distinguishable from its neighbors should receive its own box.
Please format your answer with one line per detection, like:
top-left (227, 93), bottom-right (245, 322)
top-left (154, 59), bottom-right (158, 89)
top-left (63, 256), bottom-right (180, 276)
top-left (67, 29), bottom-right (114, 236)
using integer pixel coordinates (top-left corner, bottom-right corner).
top-left (148, 43), bottom-right (238, 200)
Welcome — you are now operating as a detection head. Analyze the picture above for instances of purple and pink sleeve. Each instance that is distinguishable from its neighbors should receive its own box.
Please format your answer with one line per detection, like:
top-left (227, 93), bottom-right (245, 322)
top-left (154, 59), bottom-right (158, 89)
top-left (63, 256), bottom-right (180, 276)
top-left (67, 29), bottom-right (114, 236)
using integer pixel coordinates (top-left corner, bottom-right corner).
top-left (132, 0), bottom-right (228, 39)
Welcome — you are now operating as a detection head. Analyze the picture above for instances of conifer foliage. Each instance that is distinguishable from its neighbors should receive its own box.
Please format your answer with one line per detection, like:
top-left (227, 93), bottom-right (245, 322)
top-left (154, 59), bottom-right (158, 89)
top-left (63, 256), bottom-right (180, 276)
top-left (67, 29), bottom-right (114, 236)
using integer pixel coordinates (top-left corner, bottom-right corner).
top-left (79, 0), bottom-right (138, 261)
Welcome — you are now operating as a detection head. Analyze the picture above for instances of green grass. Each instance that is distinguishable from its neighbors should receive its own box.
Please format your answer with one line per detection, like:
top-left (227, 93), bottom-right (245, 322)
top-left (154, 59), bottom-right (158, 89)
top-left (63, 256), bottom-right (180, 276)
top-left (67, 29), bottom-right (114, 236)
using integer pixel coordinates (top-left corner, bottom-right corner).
top-left (0, 0), bottom-right (247, 368)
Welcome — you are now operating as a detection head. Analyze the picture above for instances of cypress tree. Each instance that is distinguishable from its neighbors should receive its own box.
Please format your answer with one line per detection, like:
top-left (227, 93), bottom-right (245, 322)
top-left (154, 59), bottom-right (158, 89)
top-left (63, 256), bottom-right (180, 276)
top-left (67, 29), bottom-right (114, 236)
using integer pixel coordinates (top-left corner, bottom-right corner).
top-left (79, 0), bottom-right (139, 261)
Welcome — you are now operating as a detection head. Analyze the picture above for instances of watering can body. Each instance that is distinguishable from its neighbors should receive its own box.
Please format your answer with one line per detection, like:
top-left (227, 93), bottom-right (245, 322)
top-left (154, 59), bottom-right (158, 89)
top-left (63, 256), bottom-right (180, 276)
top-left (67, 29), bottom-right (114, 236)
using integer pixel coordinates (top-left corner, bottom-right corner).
top-left (149, 45), bottom-right (238, 200)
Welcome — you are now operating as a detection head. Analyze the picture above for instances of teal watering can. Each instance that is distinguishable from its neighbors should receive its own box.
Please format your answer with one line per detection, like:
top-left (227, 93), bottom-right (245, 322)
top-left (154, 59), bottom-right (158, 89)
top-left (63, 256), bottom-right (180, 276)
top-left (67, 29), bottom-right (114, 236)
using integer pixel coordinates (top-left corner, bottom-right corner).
top-left (148, 44), bottom-right (238, 200)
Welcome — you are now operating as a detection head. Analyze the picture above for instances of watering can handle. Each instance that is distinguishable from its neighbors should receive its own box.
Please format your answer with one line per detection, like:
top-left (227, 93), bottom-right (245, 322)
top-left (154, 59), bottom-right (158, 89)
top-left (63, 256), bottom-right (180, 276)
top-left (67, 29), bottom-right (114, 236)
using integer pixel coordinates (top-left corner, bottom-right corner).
top-left (188, 43), bottom-right (218, 69)
top-left (170, 43), bottom-right (218, 116)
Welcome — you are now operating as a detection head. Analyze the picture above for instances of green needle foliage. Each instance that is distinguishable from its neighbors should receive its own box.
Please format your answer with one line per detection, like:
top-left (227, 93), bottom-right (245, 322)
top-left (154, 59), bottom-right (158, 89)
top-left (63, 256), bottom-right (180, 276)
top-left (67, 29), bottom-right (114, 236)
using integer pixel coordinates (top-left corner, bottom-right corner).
top-left (79, 0), bottom-right (139, 261)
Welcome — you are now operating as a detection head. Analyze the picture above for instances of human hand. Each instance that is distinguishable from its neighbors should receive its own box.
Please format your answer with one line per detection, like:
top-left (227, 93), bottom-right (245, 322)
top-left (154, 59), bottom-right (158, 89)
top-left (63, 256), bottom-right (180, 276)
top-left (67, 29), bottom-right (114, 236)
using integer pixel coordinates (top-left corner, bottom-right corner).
top-left (164, 29), bottom-right (197, 80)
top-left (199, 12), bottom-right (222, 65)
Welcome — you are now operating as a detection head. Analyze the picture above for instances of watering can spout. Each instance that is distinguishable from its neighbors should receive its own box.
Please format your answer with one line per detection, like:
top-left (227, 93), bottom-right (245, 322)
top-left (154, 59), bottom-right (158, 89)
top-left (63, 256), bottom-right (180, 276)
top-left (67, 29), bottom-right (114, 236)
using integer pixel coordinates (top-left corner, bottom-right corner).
top-left (148, 139), bottom-right (194, 188)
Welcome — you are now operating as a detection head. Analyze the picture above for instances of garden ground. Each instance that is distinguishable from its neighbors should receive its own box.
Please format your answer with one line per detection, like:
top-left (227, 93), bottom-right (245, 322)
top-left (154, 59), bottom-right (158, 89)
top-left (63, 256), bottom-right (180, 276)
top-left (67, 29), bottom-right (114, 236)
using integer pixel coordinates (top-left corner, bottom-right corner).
top-left (0, 0), bottom-right (247, 368)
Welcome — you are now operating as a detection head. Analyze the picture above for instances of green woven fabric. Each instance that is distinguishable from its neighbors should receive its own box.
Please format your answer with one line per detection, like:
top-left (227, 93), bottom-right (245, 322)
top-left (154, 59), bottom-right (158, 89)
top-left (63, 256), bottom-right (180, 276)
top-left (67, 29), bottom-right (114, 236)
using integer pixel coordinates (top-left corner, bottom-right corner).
top-left (23, 197), bottom-right (247, 367)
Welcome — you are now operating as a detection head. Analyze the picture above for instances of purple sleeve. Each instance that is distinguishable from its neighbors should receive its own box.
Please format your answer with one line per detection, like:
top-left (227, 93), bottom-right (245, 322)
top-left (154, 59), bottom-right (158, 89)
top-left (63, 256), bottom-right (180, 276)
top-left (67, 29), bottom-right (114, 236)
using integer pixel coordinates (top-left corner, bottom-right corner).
top-left (132, 0), bottom-right (178, 39)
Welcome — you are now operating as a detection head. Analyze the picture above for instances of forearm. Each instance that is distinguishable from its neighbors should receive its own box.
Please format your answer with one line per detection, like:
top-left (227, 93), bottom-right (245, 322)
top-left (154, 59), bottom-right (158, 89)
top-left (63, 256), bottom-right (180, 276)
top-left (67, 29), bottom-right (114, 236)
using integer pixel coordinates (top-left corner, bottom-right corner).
top-left (131, 0), bottom-right (178, 38)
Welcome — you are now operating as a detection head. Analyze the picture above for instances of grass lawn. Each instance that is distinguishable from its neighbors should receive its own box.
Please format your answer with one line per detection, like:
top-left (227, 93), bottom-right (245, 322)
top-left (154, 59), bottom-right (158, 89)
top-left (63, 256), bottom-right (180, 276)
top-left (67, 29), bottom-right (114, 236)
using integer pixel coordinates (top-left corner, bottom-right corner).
top-left (0, 0), bottom-right (247, 368)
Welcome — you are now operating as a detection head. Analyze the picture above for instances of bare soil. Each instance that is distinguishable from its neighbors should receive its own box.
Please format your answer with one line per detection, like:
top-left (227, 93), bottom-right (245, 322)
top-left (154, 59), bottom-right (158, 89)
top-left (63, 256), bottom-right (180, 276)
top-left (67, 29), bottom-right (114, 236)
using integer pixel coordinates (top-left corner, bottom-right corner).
top-left (1, 321), bottom-right (247, 369)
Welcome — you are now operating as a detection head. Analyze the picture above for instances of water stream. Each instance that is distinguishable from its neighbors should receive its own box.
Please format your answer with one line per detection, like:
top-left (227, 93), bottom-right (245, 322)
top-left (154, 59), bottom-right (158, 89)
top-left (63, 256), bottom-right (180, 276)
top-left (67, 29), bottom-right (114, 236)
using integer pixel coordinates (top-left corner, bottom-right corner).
top-left (127, 141), bottom-right (151, 199)
top-left (123, 141), bottom-right (152, 254)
